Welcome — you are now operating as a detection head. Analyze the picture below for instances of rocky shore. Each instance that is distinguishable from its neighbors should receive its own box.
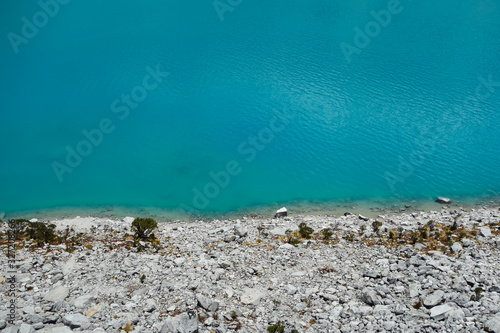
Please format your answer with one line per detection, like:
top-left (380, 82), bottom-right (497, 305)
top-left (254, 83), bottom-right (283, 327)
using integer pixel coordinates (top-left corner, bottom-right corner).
top-left (1, 206), bottom-right (500, 332)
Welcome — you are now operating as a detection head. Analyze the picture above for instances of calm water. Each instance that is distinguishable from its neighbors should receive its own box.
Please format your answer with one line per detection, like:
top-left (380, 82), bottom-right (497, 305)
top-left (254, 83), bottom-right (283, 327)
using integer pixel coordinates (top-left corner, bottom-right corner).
top-left (0, 0), bottom-right (499, 217)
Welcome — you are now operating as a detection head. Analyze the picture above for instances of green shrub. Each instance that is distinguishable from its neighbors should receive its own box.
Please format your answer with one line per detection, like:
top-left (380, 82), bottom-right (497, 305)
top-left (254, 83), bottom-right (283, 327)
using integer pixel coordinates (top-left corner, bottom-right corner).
top-left (8, 219), bottom-right (29, 239)
top-left (25, 222), bottom-right (56, 245)
top-left (131, 218), bottom-right (158, 241)
top-left (298, 223), bottom-right (314, 239)
top-left (418, 227), bottom-right (428, 240)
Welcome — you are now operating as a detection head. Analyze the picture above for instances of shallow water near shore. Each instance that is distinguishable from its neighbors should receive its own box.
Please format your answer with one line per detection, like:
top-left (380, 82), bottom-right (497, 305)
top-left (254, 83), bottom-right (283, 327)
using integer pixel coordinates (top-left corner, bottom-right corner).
top-left (0, 1), bottom-right (499, 216)
top-left (5, 195), bottom-right (499, 223)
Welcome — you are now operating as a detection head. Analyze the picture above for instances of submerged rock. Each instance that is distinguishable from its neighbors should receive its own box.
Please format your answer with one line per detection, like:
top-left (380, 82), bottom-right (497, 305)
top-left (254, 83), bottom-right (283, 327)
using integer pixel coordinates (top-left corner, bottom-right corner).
top-left (435, 197), bottom-right (452, 204)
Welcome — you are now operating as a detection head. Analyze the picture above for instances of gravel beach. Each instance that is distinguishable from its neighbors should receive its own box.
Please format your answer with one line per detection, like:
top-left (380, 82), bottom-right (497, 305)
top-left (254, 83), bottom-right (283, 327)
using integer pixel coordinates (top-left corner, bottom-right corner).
top-left (1, 206), bottom-right (500, 332)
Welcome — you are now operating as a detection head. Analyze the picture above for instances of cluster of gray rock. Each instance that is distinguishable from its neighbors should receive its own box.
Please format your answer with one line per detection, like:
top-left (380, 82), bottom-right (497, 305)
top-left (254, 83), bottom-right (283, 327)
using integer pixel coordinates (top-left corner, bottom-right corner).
top-left (0, 206), bottom-right (499, 332)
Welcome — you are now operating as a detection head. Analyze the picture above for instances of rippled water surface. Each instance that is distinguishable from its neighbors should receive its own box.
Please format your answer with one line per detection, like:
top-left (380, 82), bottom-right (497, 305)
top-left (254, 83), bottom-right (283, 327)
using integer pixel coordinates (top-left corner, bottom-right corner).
top-left (0, 0), bottom-right (499, 215)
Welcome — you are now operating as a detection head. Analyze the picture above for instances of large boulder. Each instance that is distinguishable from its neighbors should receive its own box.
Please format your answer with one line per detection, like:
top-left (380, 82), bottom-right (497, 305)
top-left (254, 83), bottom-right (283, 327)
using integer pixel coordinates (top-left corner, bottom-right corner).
top-left (160, 310), bottom-right (198, 333)
top-left (273, 207), bottom-right (287, 219)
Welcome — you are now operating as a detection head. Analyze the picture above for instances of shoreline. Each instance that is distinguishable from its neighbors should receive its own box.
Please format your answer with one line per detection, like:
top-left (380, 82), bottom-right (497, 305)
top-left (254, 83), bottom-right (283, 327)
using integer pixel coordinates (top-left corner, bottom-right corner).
top-left (3, 195), bottom-right (500, 222)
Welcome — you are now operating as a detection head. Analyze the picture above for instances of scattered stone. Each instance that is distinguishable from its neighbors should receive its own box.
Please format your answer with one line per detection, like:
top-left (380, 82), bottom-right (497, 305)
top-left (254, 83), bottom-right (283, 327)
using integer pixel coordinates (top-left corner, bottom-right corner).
top-left (424, 290), bottom-right (445, 308)
top-left (240, 288), bottom-right (266, 305)
top-left (123, 217), bottom-right (135, 223)
top-left (74, 295), bottom-right (95, 308)
top-left (196, 294), bottom-right (219, 312)
top-left (479, 226), bottom-right (492, 238)
top-left (375, 259), bottom-right (389, 265)
top-left (451, 242), bottom-right (463, 252)
top-left (144, 299), bottom-right (156, 312)
top-left (486, 315), bottom-right (500, 333)
top-left (489, 286), bottom-right (500, 293)
top-left (44, 286), bottom-right (69, 302)
top-left (430, 304), bottom-right (454, 320)
top-left (285, 284), bottom-right (297, 295)
top-left (361, 289), bottom-right (381, 306)
top-left (363, 270), bottom-right (381, 279)
top-left (161, 310), bottom-right (198, 333)
top-left (234, 224), bottom-right (248, 237)
top-left (62, 314), bottom-right (90, 329)
top-left (19, 323), bottom-right (35, 333)
top-left (409, 283), bottom-right (421, 298)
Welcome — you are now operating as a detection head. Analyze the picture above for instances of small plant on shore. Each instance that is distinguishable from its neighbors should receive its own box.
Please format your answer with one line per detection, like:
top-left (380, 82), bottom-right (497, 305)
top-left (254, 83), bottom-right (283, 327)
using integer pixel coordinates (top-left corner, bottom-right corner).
top-left (140, 274), bottom-right (146, 283)
top-left (285, 230), bottom-right (300, 246)
top-left (267, 322), bottom-right (286, 333)
top-left (257, 226), bottom-right (269, 237)
top-left (372, 221), bottom-right (382, 233)
top-left (344, 232), bottom-right (355, 242)
top-left (418, 226), bottom-right (428, 240)
top-left (397, 227), bottom-right (404, 239)
top-left (471, 287), bottom-right (484, 301)
top-left (298, 223), bottom-right (314, 239)
top-left (413, 298), bottom-right (423, 309)
top-left (321, 228), bottom-right (333, 241)
top-left (427, 220), bottom-right (435, 231)
top-left (131, 218), bottom-right (158, 241)
top-left (388, 231), bottom-right (394, 240)
top-left (445, 231), bottom-right (454, 246)
top-left (410, 231), bottom-right (418, 245)
top-left (123, 322), bottom-right (133, 332)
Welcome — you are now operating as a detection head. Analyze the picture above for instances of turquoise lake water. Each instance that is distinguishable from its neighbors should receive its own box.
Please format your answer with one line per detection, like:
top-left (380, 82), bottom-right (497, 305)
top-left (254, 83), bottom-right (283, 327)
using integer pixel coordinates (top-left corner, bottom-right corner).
top-left (0, 0), bottom-right (499, 217)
